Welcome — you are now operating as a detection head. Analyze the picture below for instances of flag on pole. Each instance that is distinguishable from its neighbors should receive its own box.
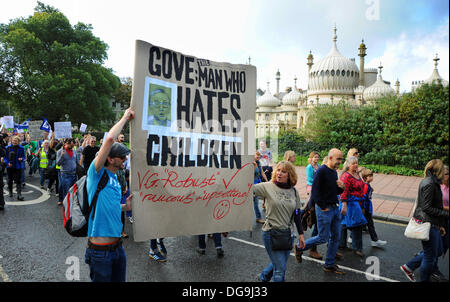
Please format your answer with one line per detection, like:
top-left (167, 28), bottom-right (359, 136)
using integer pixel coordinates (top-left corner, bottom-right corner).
top-left (40, 118), bottom-right (51, 132)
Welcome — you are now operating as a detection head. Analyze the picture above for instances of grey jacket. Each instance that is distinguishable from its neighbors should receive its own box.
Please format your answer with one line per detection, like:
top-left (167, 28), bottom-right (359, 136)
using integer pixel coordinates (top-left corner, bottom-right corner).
top-left (413, 171), bottom-right (449, 227)
top-left (56, 148), bottom-right (78, 174)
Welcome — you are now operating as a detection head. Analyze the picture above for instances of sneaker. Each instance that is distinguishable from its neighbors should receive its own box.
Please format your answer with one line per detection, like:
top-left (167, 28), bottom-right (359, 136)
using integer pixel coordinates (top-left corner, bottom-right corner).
top-left (157, 240), bottom-right (167, 256)
top-left (347, 237), bottom-right (352, 244)
top-left (323, 264), bottom-right (346, 275)
top-left (294, 245), bottom-right (303, 263)
top-left (216, 247), bottom-right (224, 258)
top-left (128, 216), bottom-right (134, 224)
top-left (256, 218), bottom-right (265, 224)
top-left (149, 250), bottom-right (167, 262)
top-left (196, 247), bottom-right (206, 255)
top-left (371, 240), bottom-right (387, 247)
top-left (335, 252), bottom-right (344, 261)
top-left (431, 271), bottom-right (448, 282)
top-left (400, 265), bottom-right (416, 282)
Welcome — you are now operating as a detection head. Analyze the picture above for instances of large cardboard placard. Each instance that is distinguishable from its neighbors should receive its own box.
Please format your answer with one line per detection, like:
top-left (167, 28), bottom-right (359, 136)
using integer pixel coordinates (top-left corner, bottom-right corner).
top-left (28, 120), bottom-right (45, 141)
top-left (54, 121), bottom-right (72, 139)
top-left (129, 40), bottom-right (256, 241)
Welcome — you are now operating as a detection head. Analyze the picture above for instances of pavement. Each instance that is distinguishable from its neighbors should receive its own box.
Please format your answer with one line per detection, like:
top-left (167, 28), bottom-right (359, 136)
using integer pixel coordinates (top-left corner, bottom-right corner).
top-left (293, 166), bottom-right (420, 224)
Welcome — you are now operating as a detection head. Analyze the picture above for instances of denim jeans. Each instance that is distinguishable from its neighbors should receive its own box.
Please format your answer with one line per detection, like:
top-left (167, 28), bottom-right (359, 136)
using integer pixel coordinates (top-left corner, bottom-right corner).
top-left (198, 233), bottom-right (222, 249)
top-left (406, 226), bottom-right (443, 282)
top-left (39, 167), bottom-right (49, 187)
top-left (260, 230), bottom-right (292, 282)
top-left (339, 225), bottom-right (363, 251)
top-left (253, 196), bottom-right (262, 219)
top-left (85, 245), bottom-right (126, 282)
top-left (301, 204), bottom-right (342, 267)
top-left (60, 173), bottom-right (77, 202)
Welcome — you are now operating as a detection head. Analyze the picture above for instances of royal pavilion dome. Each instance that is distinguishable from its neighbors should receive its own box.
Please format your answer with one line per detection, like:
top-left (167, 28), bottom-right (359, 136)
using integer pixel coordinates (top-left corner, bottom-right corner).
top-left (282, 77), bottom-right (302, 106)
top-left (422, 54), bottom-right (449, 87)
top-left (363, 63), bottom-right (395, 102)
top-left (308, 26), bottom-right (360, 95)
top-left (256, 82), bottom-right (280, 108)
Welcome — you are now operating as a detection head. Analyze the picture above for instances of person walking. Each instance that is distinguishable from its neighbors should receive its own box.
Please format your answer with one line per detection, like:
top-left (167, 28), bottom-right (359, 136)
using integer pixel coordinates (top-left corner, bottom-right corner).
top-left (56, 138), bottom-right (79, 206)
top-left (306, 151), bottom-right (320, 196)
top-left (0, 135), bottom-right (6, 210)
top-left (4, 136), bottom-right (25, 201)
top-left (254, 160), bottom-right (304, 282)
top-left (338, 156), bottom-right (367, 257)
top-left (253, 151), bottom-right (268, 224)
top-left (400, 159), bottom-right (449, 282)
top-left (37, 140), bottom-right (51, 189)
top-left (295, 149), bottom-right (346, 274)
top-left (80, 135), bottom-right (99, 174)
top-left (84, 108), bottom-right (134, 282)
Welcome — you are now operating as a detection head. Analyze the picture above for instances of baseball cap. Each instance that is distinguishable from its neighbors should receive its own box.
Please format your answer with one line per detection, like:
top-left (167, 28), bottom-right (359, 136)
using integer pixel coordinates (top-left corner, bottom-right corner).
top-left (108, 142), bottom-right (130, 158)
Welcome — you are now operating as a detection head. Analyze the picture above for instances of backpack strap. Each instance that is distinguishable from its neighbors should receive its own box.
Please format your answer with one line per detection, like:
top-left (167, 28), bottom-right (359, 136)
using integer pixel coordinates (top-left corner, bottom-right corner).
top-left (89, 170), bottom-right (110, 220)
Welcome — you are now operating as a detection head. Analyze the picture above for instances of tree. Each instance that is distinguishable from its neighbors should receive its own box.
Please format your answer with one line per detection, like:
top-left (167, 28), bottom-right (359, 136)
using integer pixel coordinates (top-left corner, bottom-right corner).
top-left (112, 77), bottom-right (132, 109)
top-left (0, 1), bottom-right (119, 128)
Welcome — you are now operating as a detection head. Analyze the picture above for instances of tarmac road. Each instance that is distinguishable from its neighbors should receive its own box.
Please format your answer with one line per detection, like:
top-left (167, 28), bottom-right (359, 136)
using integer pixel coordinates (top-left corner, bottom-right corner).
top-left (0, 174), bottom-right (448, 283)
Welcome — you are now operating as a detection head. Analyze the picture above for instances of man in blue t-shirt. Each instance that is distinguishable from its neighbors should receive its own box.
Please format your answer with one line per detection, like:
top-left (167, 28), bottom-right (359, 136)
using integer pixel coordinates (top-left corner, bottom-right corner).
top-left (84, 108), bottom-right (134, 282)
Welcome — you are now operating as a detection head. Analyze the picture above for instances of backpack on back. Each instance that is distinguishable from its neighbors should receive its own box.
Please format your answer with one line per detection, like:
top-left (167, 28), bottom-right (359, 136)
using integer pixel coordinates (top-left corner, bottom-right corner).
top-left (62, 171), bottom-right (109, 237)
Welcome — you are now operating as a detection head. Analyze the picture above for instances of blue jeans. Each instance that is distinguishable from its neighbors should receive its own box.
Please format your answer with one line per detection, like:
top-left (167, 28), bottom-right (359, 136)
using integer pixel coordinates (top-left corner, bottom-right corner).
top-left (198, 233), bottom-right (222, 249)
top-left (339, 225), bottom-right (363, 251)
top-left (260, 230), bottom-right (292, 282)
top-left (406, 226), bottom-right (443, 282)
top-left (253, 196), bottom-right (262, 219)
top-left (85, 245), bottom-right (126, 282)
top-left (39, 167), bottom-right (49, 187)
top-left (301, 204), bottom-right (342, 267)
top-left (60, 173), bottom-right (77, 202)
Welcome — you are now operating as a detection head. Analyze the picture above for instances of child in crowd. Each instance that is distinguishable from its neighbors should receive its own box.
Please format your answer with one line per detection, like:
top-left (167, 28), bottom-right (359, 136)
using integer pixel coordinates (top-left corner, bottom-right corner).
top-left (361, 168), bottom-right (387, 247)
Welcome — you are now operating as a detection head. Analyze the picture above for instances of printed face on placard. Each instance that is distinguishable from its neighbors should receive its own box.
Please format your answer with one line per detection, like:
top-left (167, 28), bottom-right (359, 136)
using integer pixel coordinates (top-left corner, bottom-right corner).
top-left (148, 86), bottom-right (171, 127)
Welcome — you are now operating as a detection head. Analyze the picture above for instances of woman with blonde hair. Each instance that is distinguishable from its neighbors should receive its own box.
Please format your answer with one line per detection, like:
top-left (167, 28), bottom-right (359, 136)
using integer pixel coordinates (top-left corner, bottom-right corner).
top-left (283, 150), bottom-right (296, 164)
top-left (401, 159), bottom-right (449, 282)
top-left (254, 160), bottom-right (304, 282)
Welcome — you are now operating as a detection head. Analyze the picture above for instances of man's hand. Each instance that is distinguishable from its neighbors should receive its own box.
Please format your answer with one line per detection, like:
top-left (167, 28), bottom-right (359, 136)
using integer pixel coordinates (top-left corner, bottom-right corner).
top-left (340, 202), bottom-right (347, 216)
top-left (298, 234), bottom-right (305, 249)
top-left (123, 193), bottom-right (133, 212)
top-left (123, 108), bottom-right (135, 121)
top-left (336, 180), bottom-right (345, 190)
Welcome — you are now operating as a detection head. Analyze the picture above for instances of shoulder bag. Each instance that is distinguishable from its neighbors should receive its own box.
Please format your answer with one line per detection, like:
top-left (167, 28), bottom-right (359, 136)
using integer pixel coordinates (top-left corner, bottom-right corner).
top-left (404, 199), bottom-right (430, 241)
top-left (269, 188), bottom-right (298, 250)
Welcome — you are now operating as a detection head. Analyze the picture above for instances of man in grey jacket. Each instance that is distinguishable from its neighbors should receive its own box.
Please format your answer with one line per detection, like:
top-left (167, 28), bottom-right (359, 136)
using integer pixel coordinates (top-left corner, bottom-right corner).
top-left (56, 138), bottom-right (78, 206)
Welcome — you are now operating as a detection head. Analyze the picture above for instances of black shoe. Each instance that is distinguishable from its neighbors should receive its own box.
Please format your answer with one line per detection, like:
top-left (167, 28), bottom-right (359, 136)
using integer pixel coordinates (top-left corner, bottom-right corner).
top-left (323, 264), bottom-right (346, 275)
top-left (431, 271), bottom-right (448, 282)
top-left (17, 194), bottom-right (24, 201)
top-left (216, 248), bottom-right (224, 258)
top-left (196, 247), bottom-right (206, 255)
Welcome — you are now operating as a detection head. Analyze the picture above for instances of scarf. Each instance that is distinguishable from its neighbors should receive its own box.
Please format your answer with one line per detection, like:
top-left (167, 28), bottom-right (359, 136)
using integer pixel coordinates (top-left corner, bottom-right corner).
top-left (274, 181), bottom-right (292, 189)
top-left (65, 147), bottom-right (73, 158)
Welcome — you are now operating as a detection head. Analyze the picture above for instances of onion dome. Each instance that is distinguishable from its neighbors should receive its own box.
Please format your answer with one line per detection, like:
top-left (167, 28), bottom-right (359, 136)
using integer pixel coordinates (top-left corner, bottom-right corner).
top-left (363, 63), bottom-right (395, 102)
top-left (282, 77), bottom-right (302, 106)
top-left (308, 26), bottom-right (360, 94)
top-left (257, 82), bottom-right (280, 108)
top-left (422, 54), bottom-right (449, 86)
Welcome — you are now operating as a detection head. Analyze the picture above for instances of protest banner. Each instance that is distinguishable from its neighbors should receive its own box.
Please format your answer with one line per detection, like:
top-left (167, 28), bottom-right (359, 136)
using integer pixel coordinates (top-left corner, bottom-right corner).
top-left (54, 121), bottom-right (72, 139)
top-left (129, 40), bottom-right (256, 241)
top-left (3, 116), bottom-right (14, 129)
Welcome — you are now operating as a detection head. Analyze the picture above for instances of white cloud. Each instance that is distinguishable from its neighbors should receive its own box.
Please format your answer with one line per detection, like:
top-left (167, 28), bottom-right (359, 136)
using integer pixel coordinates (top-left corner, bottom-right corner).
top-left (366, 17), bottom-right (449, 92)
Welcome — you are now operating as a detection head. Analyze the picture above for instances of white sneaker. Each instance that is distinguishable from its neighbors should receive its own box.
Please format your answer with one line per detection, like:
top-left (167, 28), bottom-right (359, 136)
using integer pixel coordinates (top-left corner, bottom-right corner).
top-left (371, 240), bottom-right (387, 247)
top-left (347, 237), bottom-right (352, 244)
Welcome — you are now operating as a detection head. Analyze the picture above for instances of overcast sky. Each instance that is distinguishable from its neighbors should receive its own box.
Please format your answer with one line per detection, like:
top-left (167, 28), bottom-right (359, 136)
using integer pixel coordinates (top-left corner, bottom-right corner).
top-left (1, 0), bottom-right (448, 92)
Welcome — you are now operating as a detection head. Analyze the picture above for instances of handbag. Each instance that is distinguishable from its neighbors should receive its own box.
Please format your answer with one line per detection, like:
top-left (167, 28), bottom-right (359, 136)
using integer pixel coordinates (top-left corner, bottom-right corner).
top-left (269, 188), bottom-right (297, 251)
top-left (404, 217), bottom-right (431, 241)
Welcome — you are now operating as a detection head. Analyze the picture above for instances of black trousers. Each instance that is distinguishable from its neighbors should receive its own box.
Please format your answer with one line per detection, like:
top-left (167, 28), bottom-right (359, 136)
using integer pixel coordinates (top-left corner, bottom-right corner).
top-left (7, 168), bottom-right (22, 195)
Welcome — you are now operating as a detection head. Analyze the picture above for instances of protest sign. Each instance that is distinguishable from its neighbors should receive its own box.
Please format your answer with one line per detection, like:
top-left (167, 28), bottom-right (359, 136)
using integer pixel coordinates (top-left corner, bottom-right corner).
top-left (129, 40), bottom-right (256, 241)
top-left (28, 120), bottom-right (44, 140)
top-left (3, 116), bottom-right (14, 129)
top-left (54, 121), bottom-right (72, 139)
top-left (80, 123), bottom-right (87, 133)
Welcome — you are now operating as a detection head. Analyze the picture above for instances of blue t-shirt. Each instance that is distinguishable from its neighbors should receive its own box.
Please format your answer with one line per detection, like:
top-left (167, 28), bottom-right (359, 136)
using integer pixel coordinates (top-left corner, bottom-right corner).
top-left (86, 162), bottom-right (122, 237)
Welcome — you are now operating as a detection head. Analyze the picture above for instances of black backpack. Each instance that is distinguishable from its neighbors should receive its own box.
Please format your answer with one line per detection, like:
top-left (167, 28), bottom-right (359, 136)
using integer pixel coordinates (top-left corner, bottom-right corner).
top-left (62, 171), bottom-right (109, 237)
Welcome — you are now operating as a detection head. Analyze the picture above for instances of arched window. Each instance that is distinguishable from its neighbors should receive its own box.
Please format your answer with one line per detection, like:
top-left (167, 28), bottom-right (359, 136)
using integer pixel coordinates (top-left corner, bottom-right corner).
top-left (346, 70), bottom-right (350, 77)
top-left (351, 71), bottom-right (354, 77)
top-left (326, 70), bottom-right (329, 76)
top-left (336, 69), bottom-right (340, 76)
top-left (320, 70), bottom-right (324, 76)
top-left (342, 70), bottom-right (346, 76)
top-left (331, 70), bottom-right (335, 76)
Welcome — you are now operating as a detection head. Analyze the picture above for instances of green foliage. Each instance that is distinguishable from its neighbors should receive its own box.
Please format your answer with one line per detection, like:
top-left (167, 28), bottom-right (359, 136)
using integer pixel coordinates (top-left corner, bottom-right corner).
top-left (0, 2), bottom-right (118, 128)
